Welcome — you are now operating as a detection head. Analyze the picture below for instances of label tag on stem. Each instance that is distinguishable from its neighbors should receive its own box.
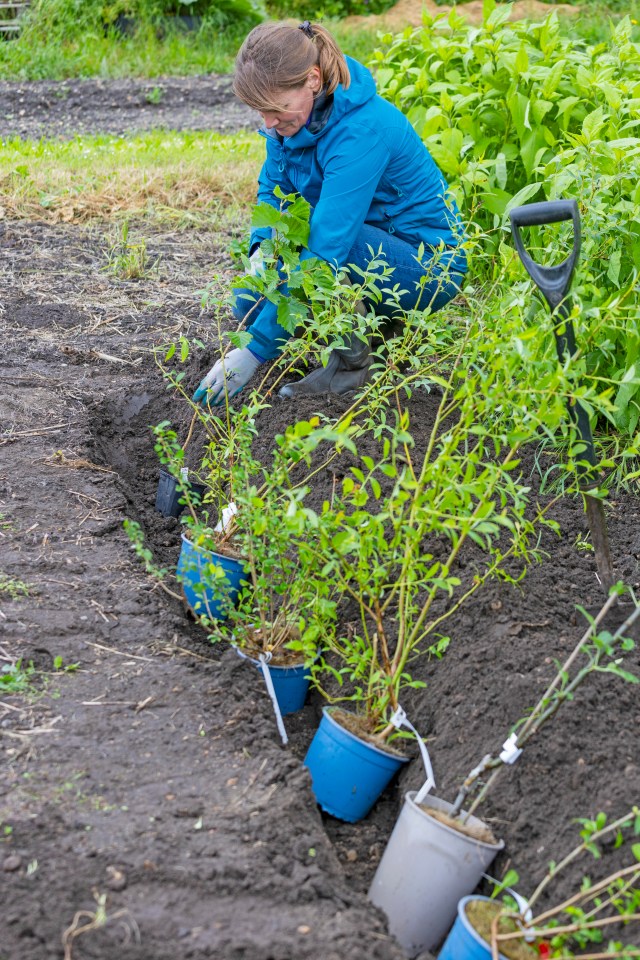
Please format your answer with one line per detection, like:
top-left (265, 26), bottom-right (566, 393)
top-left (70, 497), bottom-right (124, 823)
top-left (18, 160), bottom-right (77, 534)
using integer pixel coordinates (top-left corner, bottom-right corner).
top-left (499, 732), bottom-right (523, 765)
top-left (390, 706), bottom-right (435, 802)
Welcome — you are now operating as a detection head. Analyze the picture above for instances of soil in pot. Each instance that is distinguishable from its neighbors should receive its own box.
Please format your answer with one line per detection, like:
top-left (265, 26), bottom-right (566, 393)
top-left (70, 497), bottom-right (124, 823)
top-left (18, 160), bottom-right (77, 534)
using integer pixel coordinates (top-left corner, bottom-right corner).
top-left (466, 900), bottom-right (538, 960)
top-left (418, 803), bottom-right (498, 845)
top-left (329, 708), bottom-right (407, 758)
top-left (240, 625), bottom-right (304, 667)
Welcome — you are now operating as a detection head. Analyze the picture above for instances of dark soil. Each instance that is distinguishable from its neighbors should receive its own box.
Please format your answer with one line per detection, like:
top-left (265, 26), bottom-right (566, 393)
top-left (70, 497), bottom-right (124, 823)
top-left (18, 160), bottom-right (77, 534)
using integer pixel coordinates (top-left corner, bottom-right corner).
top-left (0, 108), bottom-right (639, 959)
top-left (0, 75), bottom-right (256, 141)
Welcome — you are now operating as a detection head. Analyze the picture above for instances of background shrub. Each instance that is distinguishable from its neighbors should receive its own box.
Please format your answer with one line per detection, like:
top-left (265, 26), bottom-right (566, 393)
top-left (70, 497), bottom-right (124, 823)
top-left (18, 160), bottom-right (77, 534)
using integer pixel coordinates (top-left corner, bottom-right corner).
top-left (372, 3), bottom-right (640, 436)
top-left (266, 0), bottom-right (396, 19)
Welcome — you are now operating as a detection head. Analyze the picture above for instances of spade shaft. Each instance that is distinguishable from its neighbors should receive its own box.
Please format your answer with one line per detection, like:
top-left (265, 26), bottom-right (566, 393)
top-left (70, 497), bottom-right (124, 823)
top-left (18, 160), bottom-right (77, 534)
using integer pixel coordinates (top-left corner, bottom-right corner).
top-left (509, 200), bottom-right (614, 591)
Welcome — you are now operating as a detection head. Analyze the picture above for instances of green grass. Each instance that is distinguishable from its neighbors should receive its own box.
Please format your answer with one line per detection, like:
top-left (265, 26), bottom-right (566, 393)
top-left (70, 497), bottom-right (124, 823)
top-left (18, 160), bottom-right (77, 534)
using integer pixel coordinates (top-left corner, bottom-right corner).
top-left (563, 1), bottom-right (640, 44)
top-left (0, 660), bottom-right (35, 693)
top-left (0, 572), bottom-right (30, 599)
top-left (0, 130), bottom-right (262, 223)
top-left (0, 0), bottom-right (634, 81)
top-left (0, 20), bottom-right (248, 80)
top-left (0, 14), bottom-right (385, 81)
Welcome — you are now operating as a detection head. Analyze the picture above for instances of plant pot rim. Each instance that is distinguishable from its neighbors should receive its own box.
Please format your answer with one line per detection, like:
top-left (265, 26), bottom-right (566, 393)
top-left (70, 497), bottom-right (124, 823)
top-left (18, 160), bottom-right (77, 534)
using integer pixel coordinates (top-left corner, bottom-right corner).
top-left (180, 531), bottom-right (241, 562)
top-left (159, 465), bottom-right (204, 483)
top-left (457, 895), bottom-right (514, 960)
top-left (232, 643), bottom-right (310, 672)
top-left (322, 706), bottom-right (411, 763)
top-left (404, 791), bottom-right (505, 851)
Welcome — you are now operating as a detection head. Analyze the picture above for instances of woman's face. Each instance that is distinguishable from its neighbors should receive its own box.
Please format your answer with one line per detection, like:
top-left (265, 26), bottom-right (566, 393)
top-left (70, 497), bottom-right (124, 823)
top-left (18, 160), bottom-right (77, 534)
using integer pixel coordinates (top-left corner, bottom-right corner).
top-left (259, 67), bottom-right (321, 137)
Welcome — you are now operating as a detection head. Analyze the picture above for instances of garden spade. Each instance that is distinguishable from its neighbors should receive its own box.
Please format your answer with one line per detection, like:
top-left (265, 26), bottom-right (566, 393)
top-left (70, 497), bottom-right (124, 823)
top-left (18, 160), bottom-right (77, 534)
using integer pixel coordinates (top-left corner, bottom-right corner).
top-left (509, 199), bottom-right (615, 591)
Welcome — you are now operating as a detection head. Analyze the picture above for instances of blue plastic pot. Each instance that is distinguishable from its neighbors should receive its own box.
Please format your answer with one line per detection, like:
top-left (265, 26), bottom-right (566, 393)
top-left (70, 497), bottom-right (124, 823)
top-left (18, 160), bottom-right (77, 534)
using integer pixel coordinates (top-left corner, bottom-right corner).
top-left (304, 707), bottom-right (409, 823)
top-left (176, 534), bottom-right (246, 621)
top-left (438, 897), bottom-right (509, 960)
top-left (235, 647), bottom-right (312, 715)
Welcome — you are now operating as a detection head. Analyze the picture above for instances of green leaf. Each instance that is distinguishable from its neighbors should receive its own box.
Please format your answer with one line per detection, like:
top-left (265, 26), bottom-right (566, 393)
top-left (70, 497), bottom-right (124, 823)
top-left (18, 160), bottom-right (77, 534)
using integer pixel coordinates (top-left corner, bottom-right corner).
top-left (515, 44), bottom-right (529, 75)
top-left (482, 0), bottom-right (496, 19)
top-left (228, 330), bottom-right (254, 350)
top-left (503, 183), bottom-right (543, 221)
top-left (582, 107), bottom-right (606, 143)
top-left (251, 202), bottom-right (281, 230)
top-left (541, 60), bottom-right (566, 99)
top-left (607, 248), bottom-right (622, 288)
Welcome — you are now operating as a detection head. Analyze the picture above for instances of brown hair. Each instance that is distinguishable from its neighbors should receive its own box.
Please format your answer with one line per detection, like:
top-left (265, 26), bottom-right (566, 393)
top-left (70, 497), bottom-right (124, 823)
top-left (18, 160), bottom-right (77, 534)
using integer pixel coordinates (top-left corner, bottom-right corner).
top-left (233, 21), bottom-right (351, 113)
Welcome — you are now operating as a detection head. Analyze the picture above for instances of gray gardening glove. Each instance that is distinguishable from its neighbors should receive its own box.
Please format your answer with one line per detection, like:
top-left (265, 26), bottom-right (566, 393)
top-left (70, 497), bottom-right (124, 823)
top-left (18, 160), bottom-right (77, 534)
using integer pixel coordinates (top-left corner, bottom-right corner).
top-left (192, 347), bottom-right (264, 406)
top-left (248, 246), bottom-right (264, 276)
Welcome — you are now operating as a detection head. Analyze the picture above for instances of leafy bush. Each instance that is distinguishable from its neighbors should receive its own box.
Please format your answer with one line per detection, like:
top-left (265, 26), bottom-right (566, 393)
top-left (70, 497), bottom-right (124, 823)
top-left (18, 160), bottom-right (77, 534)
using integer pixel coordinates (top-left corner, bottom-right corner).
top-left (266, 0), bottom-right (395, 20)
top-left (372, 2), bottom-right (640, 436)
top-left (102, 0), bottom-right (264, 24)
top-left (20, 0), bottom-right (263, 40)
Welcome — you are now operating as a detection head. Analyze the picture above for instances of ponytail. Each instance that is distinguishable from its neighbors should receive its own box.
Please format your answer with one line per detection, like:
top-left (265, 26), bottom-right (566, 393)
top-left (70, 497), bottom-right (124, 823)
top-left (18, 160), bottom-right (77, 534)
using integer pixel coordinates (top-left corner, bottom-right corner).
top-left (233, 21), bottom-right (350, 113)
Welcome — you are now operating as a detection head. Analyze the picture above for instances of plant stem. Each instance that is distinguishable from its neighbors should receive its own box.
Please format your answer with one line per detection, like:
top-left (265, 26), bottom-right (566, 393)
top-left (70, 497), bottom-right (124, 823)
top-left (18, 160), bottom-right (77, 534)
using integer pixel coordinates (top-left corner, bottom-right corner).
top-left (517, 591), bottom-right (620, 744)
top-left (497, 911), bottom-right (640, 942)
top-left (455, 591), bottom-right (628, 820)
top-left (529, 854), bottom-right (640, 919)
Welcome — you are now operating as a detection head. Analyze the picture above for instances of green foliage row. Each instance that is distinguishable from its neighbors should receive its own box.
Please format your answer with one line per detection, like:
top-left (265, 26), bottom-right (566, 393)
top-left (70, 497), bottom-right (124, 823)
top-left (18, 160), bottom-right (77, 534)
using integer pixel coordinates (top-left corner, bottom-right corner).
top-left (266, 0), bottom-right (395, 21)
top-left (0, 0), bottom-right (258, 78)
top-left (23, 0), bottom-right (264, 35)
top-left (371, 3), bottom-right (640, 436)
top-left (0, 0), bottom-right (382, 80)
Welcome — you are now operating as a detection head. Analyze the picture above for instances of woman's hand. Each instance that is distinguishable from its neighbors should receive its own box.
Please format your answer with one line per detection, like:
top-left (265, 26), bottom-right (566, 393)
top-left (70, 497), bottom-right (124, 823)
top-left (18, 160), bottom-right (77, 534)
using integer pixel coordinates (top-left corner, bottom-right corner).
top-left (192, 348), bottom-right (264, 406)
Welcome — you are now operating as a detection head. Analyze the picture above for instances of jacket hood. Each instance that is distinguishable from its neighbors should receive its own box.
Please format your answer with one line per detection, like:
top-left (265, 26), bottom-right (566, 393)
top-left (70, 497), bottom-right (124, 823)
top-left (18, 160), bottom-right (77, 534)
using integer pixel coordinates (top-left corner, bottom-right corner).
top-left (262, 56), bottom-right (377, 149)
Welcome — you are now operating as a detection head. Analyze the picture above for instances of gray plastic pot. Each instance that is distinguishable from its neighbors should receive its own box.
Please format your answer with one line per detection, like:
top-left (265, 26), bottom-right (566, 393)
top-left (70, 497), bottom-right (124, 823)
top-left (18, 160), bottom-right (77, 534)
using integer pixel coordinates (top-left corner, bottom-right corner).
top-left (368, 792), bottom-right (504, 956)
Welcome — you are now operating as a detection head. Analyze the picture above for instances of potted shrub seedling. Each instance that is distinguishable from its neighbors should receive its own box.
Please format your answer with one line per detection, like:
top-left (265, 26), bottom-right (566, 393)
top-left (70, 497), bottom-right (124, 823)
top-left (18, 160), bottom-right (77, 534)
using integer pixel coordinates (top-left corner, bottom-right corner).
top-left (369, 590), bottom-right (640, 955)
top-left (209, 415), bottom-right (353, 739)
top-left (439, 806), bottom-right (640, 960)
top-left (299, 269), bottom-right (608, 827)
top-left (154, 190), bottom-right (388, 625)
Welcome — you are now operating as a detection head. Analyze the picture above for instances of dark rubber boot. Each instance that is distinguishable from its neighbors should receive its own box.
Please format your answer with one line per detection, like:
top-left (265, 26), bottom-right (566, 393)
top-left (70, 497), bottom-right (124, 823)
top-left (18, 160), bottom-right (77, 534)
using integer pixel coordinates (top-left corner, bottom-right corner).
top-left (279, 335), bottom-right (372, 399)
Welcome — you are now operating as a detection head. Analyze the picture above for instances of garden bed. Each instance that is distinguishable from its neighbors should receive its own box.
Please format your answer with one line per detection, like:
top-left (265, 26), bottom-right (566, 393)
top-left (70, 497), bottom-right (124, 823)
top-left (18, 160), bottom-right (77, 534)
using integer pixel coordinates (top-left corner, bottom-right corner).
top-left (1, 216), bottom-right (638, 959)
top-left (0, 73), bottom-right (255, 140)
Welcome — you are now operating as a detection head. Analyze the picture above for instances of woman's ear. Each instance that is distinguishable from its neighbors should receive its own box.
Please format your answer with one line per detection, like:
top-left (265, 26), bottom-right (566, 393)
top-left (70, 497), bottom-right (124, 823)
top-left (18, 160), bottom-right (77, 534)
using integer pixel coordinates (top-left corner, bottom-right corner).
top-left (307, 65), bottom-right (322, 93)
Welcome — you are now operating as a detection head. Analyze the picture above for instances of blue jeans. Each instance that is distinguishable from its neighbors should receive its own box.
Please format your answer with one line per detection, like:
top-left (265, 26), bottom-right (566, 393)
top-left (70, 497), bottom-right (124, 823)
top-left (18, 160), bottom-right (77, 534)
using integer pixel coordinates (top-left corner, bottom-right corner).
top-left (232, 224), bottom-right (467, 352)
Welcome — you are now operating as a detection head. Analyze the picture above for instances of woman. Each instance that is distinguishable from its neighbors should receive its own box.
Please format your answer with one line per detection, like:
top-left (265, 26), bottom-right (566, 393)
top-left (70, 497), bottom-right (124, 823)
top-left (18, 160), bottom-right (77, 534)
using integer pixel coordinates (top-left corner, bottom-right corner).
top-left (194, 20), bottom-right (467, 406)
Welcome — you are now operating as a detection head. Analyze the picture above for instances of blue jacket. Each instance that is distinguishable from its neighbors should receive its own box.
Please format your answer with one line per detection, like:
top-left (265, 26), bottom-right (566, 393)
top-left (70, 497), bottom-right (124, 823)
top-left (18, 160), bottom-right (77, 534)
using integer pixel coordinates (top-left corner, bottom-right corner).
top-left (247, 56), bottom-right (467, 359)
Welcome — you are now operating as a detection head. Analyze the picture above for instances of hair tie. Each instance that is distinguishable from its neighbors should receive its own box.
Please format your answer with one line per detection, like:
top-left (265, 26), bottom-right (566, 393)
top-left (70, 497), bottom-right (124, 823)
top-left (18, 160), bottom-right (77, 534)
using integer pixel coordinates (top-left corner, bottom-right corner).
top-left (298, 20), bottom-right (314, 39)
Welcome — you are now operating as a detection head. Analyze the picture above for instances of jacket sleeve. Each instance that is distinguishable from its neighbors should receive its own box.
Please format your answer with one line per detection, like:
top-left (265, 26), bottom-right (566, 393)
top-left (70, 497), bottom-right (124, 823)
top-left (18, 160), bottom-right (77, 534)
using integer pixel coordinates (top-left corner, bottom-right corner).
top-left (249, 139), bottom-right (296, 253)
top-left (246, 124), bottom-right (391, 358)
top-left (300, 122), bottom-right (390, 268)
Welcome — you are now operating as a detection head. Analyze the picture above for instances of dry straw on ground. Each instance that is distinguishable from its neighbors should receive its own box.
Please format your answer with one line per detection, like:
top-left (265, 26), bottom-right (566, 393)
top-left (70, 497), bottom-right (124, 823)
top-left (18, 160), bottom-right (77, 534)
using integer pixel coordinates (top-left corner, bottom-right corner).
top-left (0, 164), bottom-right (258, 224)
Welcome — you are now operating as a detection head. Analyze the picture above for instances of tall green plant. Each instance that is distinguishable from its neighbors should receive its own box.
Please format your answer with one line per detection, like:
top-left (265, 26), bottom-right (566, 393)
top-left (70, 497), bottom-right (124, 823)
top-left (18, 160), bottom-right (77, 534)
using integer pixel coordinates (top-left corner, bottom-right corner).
top-left (303, 277), bottom-right (616, 740)
top-left (372, 6), bottom-right (640, 436)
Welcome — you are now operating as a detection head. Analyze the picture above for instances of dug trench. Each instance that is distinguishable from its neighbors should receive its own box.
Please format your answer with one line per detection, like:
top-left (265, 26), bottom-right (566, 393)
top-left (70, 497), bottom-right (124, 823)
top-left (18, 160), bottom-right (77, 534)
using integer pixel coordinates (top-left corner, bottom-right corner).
top-left (1, 219), bottom-right (639, 960)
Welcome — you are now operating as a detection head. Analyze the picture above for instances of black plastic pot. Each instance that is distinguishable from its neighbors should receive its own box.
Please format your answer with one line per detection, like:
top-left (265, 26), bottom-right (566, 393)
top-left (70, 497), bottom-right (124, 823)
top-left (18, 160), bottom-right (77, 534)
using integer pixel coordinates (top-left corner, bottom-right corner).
top-left (155, 468), bottom-right (205, 518)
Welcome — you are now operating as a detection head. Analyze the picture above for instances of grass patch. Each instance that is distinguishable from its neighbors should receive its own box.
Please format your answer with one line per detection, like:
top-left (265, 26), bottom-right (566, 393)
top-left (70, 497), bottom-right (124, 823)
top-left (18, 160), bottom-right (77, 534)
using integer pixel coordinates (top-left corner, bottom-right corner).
top-left (0, 9), bottom-right (253, 81)
top-left (0, 130), bottom-right (262, 224)
top-left (0, 572), bottom-right (30, 599)
top-left (0, 660), bottom-right (36, 693)
top-left (0, 15), bottom-right (385, 81)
